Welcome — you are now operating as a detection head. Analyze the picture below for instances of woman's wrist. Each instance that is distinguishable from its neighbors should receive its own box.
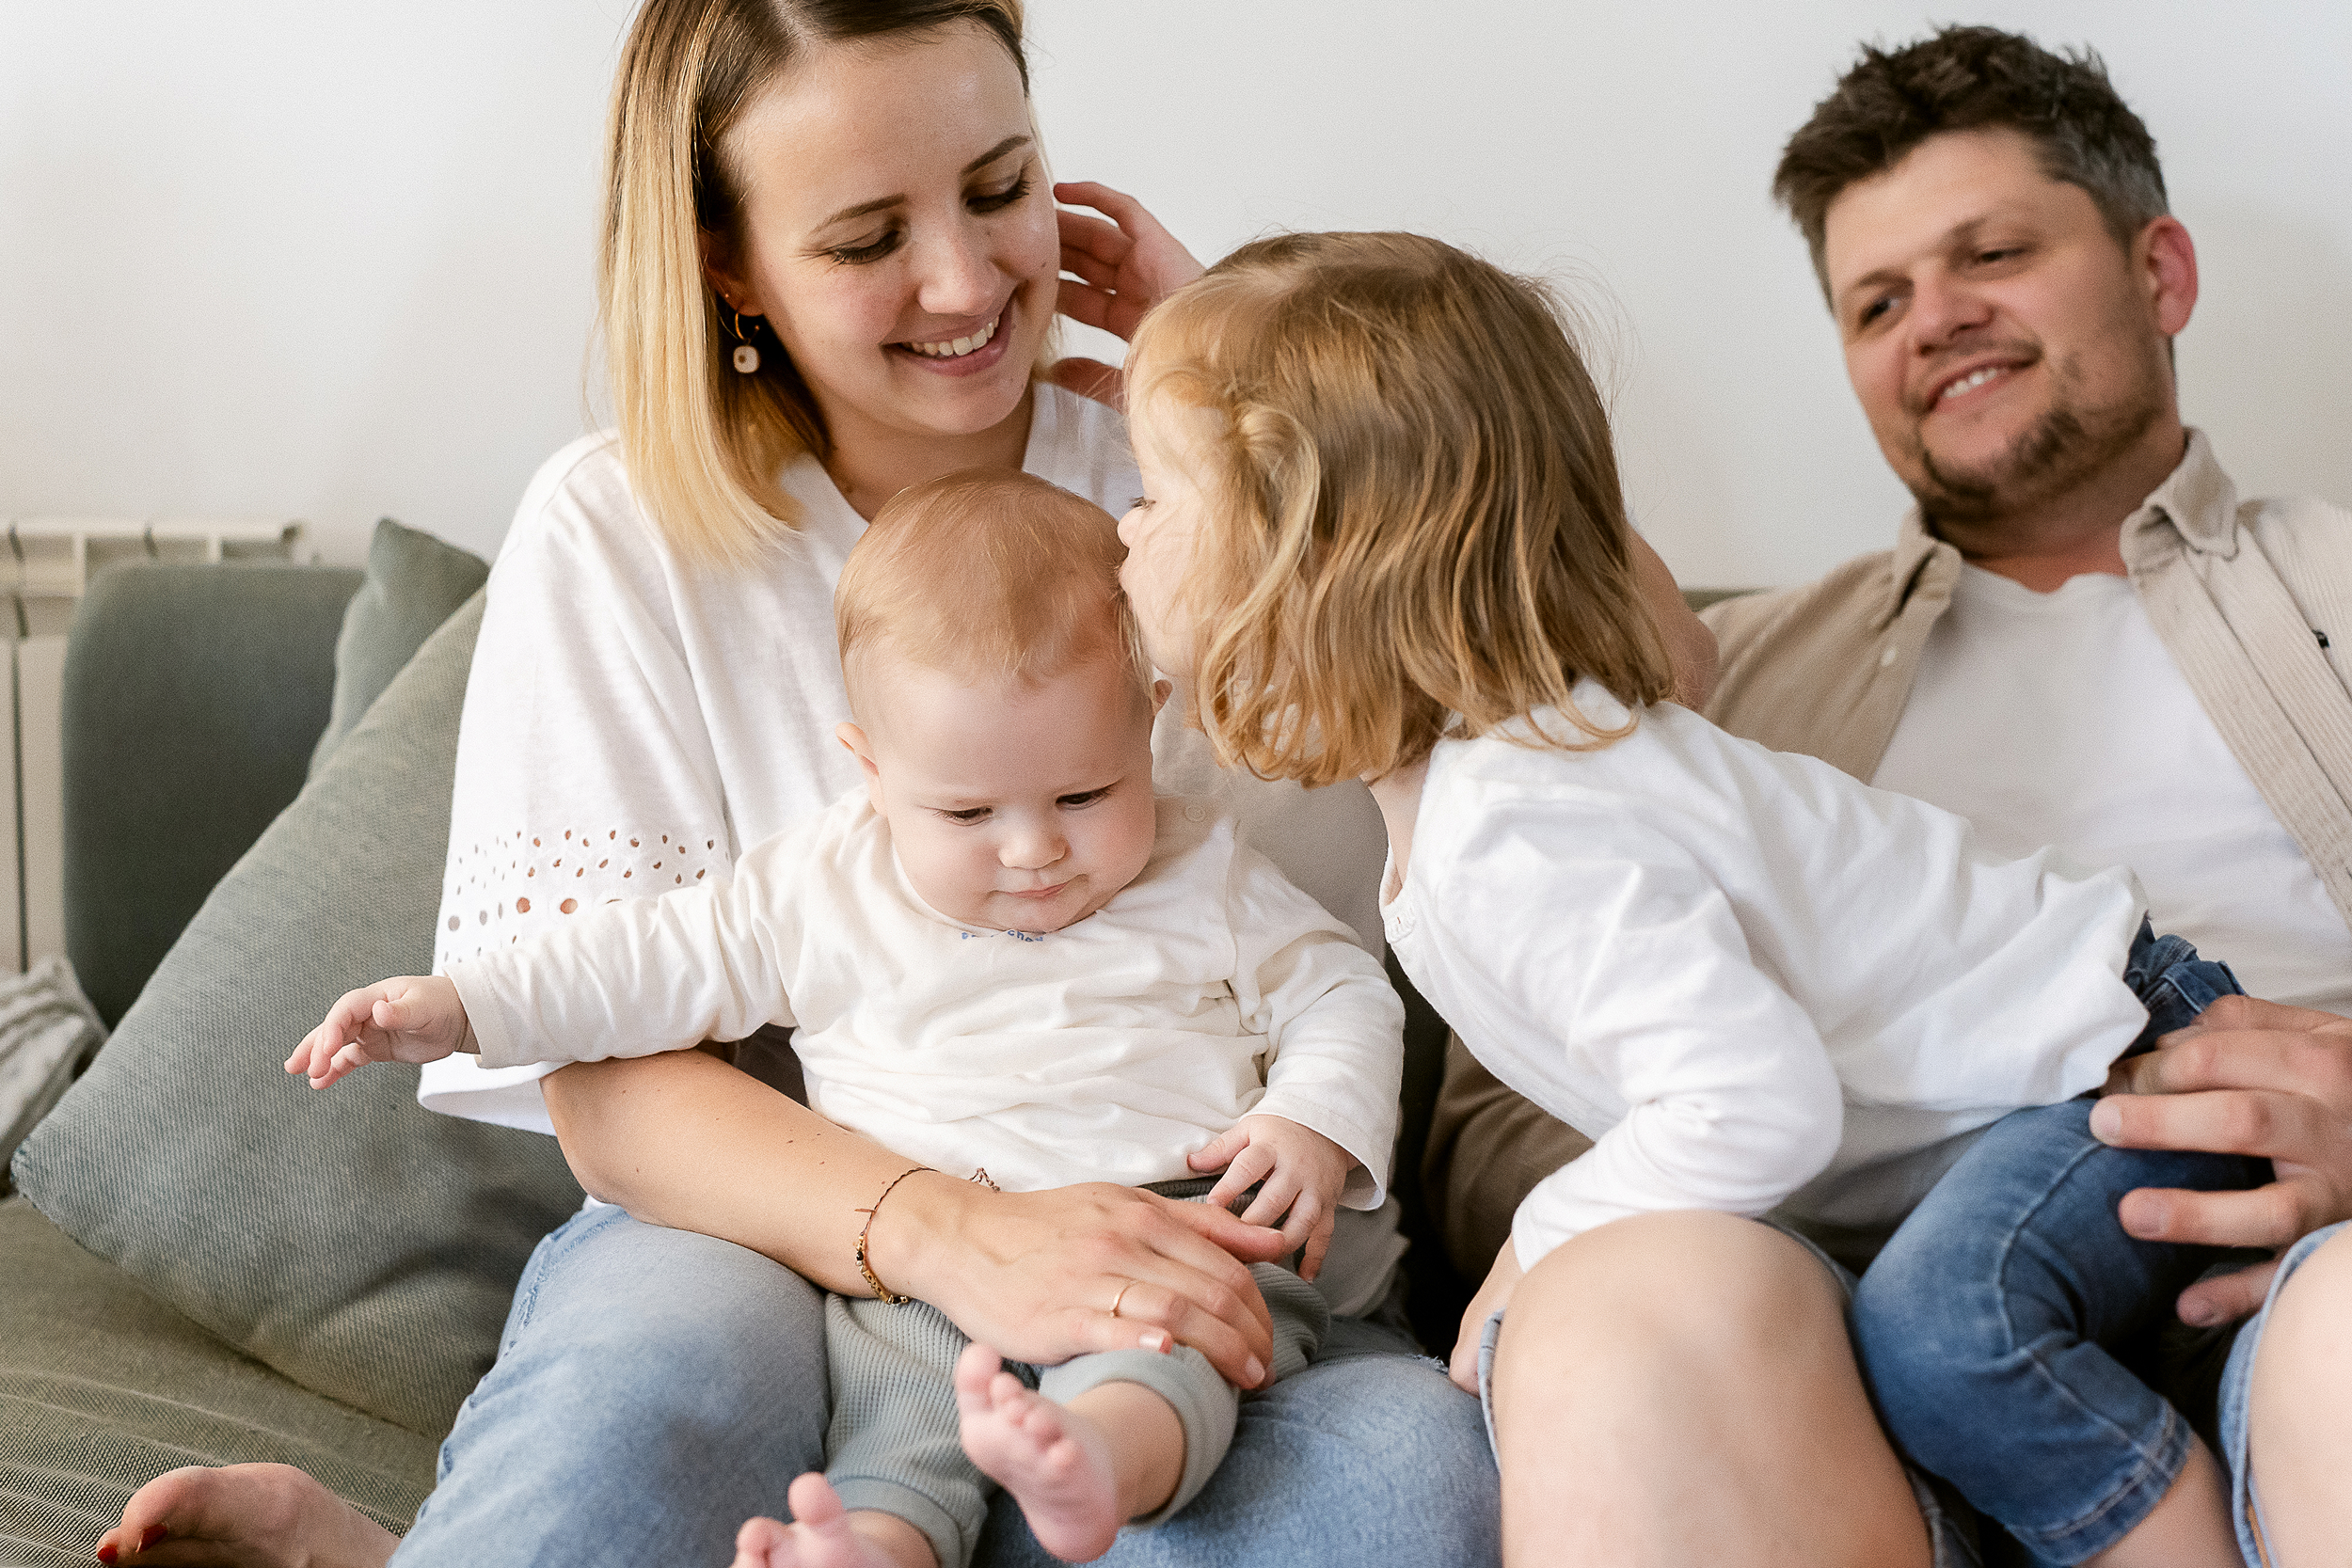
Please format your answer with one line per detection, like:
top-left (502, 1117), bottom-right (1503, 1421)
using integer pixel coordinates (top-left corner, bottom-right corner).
top-left (859, 1168), bottom-right (987, 1307)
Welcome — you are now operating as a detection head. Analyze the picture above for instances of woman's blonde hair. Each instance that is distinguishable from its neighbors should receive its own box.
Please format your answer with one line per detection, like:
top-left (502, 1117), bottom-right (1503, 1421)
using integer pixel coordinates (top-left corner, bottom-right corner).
top-left (1127, 231), bottom-right (1674, 787)
top-left (601, 0), bottom-right (1028, 568)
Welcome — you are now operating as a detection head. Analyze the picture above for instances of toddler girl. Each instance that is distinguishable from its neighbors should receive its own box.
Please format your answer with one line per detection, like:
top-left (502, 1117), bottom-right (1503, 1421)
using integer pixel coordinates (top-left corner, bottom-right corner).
top-left (1112, 230), bottom-right (2258, 1567)
top-left (288, 471), bottom-right (1403, 1568)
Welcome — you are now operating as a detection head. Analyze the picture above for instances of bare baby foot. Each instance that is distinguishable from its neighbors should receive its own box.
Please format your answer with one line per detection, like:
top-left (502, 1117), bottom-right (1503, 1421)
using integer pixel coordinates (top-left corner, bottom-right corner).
top-left (732, 1473), bottom-right (931, 1568)
top-left (954, 1343), bottom-right (1122, 1563)
top-left (96, 1463), bottom-right (399, 1568)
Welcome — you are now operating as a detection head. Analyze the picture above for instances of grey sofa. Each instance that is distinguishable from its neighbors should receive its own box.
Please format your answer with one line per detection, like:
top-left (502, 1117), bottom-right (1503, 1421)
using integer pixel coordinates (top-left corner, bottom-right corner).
top-left (3, 532), bottom-right (1549, 1562)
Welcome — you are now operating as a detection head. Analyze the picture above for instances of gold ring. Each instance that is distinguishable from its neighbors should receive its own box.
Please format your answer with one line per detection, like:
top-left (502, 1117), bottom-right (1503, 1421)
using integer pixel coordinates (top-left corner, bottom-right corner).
top-left (1110, 1281), bottom-right (1135, 1319)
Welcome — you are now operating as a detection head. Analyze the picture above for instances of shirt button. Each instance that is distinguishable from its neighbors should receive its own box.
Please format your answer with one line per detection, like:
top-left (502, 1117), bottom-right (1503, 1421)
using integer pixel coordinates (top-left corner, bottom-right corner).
top-left (1184, 803), bottom-right (1207, 823)
top-left (1879, 645), bottom-right (1899, 669)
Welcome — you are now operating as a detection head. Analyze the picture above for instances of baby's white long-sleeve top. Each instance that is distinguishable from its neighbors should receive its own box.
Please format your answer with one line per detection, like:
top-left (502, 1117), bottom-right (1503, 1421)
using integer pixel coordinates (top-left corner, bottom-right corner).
top-left (1381, 681), bottom-right (2152, 1271)
top-left (450, 792), bottom-right (1403, 1205)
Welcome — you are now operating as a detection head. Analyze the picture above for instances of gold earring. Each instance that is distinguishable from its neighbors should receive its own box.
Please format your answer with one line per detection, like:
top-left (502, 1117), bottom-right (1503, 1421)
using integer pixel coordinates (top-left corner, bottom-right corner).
top-left (727, 307), bottom-right (760, 374)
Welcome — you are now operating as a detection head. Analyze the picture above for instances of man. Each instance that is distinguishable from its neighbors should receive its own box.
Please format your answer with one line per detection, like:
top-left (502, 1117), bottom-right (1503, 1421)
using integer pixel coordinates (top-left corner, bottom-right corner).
top-left (1431, 26), bottom-right (2352, 1565)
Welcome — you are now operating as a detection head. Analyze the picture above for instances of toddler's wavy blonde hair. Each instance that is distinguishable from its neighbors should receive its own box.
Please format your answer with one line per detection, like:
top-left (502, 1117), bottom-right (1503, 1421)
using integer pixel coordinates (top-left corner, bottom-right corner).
top-left (1126, 231), bottom-right (1674, 787)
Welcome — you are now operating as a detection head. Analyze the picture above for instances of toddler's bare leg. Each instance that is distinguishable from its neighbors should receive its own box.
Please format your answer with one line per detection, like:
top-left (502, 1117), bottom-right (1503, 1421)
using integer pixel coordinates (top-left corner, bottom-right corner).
top-left (95, 1464), bottom-right (398, 1568)
top-left (953, 1343), bottom-right (1183, 1563)
top-left (2247, 1226), bottom-right (2352, 1568)
top-left (2078, 1440), bottom-right (2236, 1568)
top-left (1490, 1211), bottom-right (1930, 1568)
top-left (731, 1474), bottom-right (936, 1568)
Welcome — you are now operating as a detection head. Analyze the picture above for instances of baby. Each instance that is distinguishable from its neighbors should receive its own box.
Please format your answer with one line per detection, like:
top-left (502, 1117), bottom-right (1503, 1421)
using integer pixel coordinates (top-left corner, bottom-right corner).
top-left (286, 471), bottom-right (1403, 1568)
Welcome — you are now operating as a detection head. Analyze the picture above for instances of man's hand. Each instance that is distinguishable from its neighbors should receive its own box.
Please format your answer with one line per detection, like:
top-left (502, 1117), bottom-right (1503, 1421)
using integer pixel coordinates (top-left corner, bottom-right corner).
top-left (1450, 1236), bottom-right (1527, 1392)
top-left (2092, 994), bottom-right (2352, 1325)
top-left (285, 975), bottom-right (476, 1087)
top-left (1188, 1114), bottom-right (1357, 1281)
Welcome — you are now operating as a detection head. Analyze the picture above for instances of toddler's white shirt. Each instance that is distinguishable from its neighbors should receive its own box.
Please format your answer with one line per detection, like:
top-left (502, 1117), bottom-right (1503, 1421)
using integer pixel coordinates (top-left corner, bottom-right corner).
top-left (451, 792), bottom-right (1403, 1205)
top-left (1381, 682), bottom-right (2151, 1271)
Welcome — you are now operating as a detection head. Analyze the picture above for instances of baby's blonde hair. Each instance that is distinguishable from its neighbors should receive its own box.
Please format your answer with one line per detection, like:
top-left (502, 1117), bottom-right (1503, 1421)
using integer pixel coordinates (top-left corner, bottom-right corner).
top-left (1127, 231), bottom-right (1674, 787)
top-left (835, 469), bottom-right (1147, 710)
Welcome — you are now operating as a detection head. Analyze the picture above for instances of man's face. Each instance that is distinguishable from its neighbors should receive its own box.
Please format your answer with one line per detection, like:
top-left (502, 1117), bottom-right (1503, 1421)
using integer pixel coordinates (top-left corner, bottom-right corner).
top-left (1822, 128), bottom-right (2184, 525)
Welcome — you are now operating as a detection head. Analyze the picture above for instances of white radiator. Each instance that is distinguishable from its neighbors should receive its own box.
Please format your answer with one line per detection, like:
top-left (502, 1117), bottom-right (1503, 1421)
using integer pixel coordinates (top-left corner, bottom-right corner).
top-left (4, 518), bottom-right (305, 974)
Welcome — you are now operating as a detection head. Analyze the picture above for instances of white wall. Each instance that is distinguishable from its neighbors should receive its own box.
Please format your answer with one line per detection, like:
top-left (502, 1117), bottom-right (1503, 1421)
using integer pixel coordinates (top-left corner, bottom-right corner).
top-left (5, 2), bottom-right (2347, 586)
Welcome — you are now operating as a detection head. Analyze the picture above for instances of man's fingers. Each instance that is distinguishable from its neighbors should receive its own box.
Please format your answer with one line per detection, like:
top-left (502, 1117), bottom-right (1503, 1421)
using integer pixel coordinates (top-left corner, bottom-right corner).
top-left (2093, 1085), bottom-right (2336, 1163)
top-left (2176, 1258), bottom-right (2280, 1330)
top-left (2109, 1028), bottom-right (2352, 1101)
top-left (2118, 1180), bottom-right (2318, 1252)
top-left (2164, 993), bottom-right (2352, 1041)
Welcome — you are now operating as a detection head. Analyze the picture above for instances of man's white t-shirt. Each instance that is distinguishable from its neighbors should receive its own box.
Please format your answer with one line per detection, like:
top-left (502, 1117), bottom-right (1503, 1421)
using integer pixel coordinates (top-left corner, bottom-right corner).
top-left (1873, 564), bottom-right (2352, 1018)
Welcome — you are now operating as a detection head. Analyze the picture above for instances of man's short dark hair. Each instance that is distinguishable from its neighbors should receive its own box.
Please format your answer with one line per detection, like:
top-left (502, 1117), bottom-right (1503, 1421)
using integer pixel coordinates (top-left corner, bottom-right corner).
top-left (1773, 25), bottom-right (2168, 300)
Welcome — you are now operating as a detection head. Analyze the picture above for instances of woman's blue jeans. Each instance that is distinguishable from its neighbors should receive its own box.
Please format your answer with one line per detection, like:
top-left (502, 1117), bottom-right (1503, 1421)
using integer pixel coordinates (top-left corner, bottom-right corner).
top-left (1851, 927), bottom-right (2264, 1566)
top-left (389, 1202), bottom-right (1499, 1566)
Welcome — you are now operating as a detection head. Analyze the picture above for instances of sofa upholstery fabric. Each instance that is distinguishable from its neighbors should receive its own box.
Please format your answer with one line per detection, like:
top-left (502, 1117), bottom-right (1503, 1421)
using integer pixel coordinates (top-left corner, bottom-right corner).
top-left (13, 591), bottom-right (586, 1437)
top-left (0, 1196), bottom-right (436, 1564)
top-left (63, 563), bottom-right (362, 1027)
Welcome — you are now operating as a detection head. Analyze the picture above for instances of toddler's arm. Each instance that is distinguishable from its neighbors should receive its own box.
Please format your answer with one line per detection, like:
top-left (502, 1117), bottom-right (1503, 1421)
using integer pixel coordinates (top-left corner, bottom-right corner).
top-left (1216, 836), bottom-right (1406, 1213)
top-left (1189, 1113), bottom-right (1356, 1279)
top-left (286, 976), bottom-right (475, 1088)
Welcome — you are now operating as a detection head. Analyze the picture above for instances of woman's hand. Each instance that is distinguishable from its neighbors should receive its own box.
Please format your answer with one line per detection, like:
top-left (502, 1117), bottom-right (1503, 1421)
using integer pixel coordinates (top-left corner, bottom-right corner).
top-left (1449, 1235), bottom-right (1527, 1393)
top-left (875, 1174), bottom-right (1292, 1387)
top-left (1049, 182), bottom-right (1205, 410)
top-left (2094, 994), bottom-right (2352, 1325)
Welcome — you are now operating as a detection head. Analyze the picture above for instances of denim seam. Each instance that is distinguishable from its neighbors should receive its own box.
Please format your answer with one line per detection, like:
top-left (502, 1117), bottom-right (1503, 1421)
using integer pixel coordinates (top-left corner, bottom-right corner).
top-left (503, 1204), bottom-right (609, 1351)
top-left (1991, 1141), bottom-right (2196, 1557)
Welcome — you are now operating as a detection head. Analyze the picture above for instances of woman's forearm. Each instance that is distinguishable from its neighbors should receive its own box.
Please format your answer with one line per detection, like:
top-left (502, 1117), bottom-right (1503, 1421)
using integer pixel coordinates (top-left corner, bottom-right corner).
top-left (540, 1049), bottom-right (1286, 1384)
top-left (542, 1050), bottom-right (941, 1296)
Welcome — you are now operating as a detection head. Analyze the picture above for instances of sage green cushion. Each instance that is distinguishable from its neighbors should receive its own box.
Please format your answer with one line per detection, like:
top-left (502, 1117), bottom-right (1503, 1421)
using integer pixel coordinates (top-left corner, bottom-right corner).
top-left (310, 519), bottom-right (491, 776)
top-left (63, 564), bottom-right (363, 1028)
top-left (12, 592), bottom-right (585, 1437)
top-left (0, 1196), bottom-right (436, 1563)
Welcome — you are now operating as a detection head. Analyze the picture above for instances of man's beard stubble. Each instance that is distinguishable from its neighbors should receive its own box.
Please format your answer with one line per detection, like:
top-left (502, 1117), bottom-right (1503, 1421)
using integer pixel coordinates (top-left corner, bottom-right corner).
top-left (1907, 349), bottom-right (2166, 531)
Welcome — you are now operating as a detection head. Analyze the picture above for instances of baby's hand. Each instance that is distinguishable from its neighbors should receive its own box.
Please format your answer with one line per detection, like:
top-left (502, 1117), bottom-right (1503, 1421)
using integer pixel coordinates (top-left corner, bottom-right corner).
top-left (1187, 1114), bottom-right (1358, 1281)
top-left (284, 976), bottom-right (475, 1088)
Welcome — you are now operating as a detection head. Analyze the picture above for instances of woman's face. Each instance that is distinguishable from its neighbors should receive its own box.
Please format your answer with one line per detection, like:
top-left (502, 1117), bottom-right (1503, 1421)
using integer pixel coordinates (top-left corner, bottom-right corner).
top-left (712, 23), bottom-right (1056, 451)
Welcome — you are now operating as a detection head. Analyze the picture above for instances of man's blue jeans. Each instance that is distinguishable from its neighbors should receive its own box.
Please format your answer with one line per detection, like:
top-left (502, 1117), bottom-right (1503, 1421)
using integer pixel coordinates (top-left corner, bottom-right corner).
top-left (1851, 925), bottom-right (2264, 1567)
top-left (389, 1201), bottom-right (1499, 1567)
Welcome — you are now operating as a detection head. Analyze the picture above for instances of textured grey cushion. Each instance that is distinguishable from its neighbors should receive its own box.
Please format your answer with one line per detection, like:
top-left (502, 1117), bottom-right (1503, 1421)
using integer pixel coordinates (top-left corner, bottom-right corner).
top-left (310, 518), bottom-right (491, 776)
top-left (12, 592), bottom-right (585, 1437)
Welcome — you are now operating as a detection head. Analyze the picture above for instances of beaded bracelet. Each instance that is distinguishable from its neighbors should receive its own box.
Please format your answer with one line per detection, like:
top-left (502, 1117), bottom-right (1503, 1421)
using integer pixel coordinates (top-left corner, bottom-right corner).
top-left (852, 1164), bottom-right (1003, 1305)
top-left (853, 1165), bottom-right (933, 1305)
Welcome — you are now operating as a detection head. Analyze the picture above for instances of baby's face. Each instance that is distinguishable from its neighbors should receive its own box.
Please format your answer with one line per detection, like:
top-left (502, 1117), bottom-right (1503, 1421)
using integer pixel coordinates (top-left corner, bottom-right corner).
top-left (840, 655), bottom-right (1162, 933)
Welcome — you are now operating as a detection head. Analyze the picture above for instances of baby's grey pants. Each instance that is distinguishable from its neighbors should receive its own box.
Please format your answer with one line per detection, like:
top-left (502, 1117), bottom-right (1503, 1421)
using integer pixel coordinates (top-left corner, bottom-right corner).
top-left (824, 1182), bottom-right (1330, 1568)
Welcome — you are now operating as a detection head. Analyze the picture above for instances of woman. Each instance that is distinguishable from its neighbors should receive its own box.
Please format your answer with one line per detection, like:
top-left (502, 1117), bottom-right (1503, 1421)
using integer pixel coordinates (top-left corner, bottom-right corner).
top-left (99, 4), bottom-right (1496, 1565)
